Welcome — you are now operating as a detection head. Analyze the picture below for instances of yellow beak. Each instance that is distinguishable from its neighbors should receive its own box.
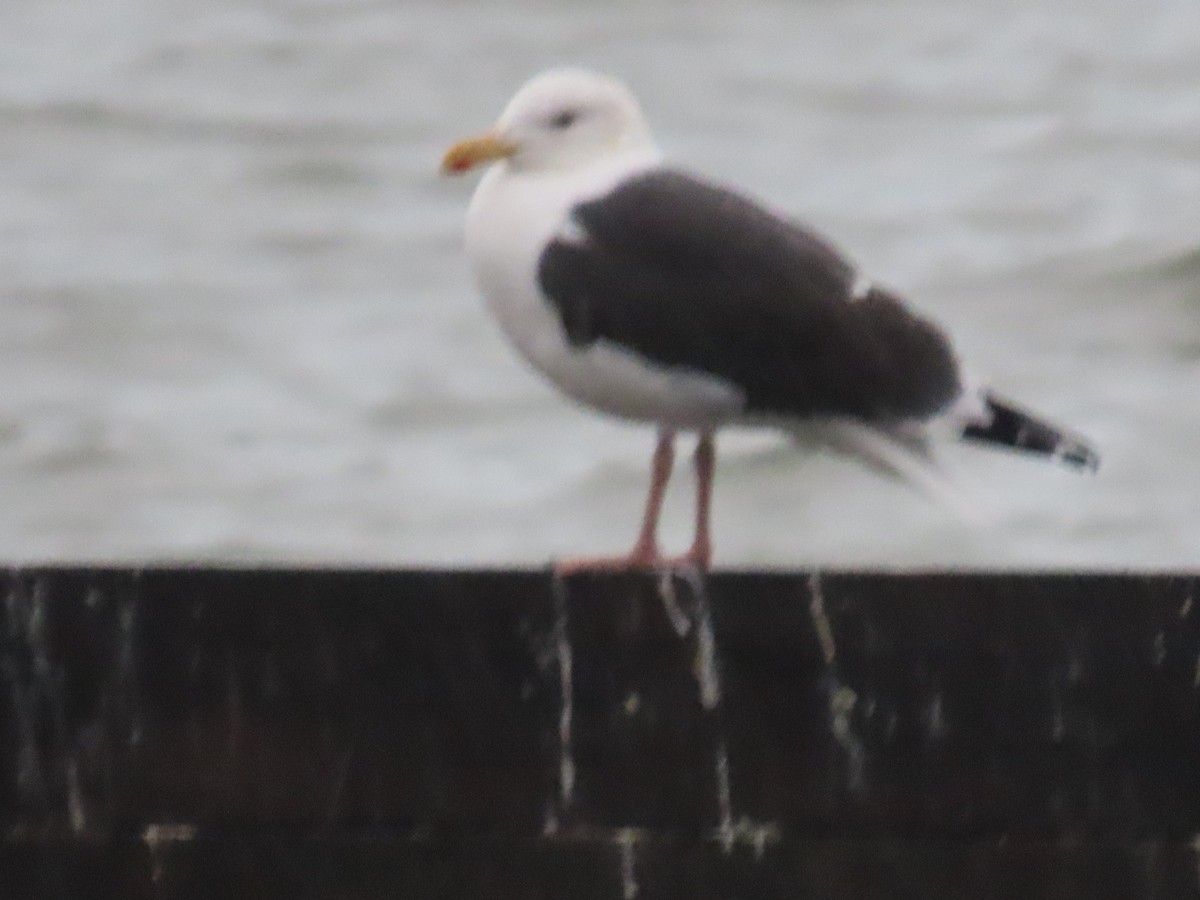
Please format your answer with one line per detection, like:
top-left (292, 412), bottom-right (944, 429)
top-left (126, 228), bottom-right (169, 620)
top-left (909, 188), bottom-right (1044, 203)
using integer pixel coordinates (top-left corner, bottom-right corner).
top-left (440, 131), bottom-right (518, 175)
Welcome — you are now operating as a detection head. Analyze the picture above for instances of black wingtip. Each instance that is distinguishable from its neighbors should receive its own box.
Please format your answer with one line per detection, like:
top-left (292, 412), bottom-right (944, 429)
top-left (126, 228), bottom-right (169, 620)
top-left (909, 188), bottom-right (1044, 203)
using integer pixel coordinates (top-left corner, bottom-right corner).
top-left (961, 392), bottom-right (1100, 473)
top-left (1057, 438), bottom-right (1101, 474)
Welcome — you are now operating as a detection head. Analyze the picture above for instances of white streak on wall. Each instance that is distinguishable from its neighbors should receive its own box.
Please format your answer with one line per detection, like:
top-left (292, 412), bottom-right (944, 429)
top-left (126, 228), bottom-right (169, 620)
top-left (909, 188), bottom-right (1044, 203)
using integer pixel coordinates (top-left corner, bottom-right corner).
top-left (714, 741), bottom-right (734, 854)
top-left (67, 756), bottom-right (85, 833)
top-left (808, 572), bottom-right (837, 665)
top-left (656, 572), bottom-right (691, 638)
top-left (1191, 833), bottom-right (1200, 888)
top-left (829, 684), bottom-right (865, 792)
top-left (551, 575), bottom-right (575, 812)
top-left (687, 573), bottom-right (721, 711)
top-left (143, 823), bottom-right (198, 885)
top-left (118, 595), bottom-right (143, 746)
top-left (617, 827), bottom-right (639, 899)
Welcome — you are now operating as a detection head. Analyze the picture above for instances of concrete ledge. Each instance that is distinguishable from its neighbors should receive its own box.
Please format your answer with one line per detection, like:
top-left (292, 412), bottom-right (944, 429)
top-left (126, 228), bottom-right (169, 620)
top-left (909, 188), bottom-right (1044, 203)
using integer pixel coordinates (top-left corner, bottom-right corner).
top-left (5, 831), bottom-right (1200, 900)
top-left (2, 568), bottom-right (1199, 897)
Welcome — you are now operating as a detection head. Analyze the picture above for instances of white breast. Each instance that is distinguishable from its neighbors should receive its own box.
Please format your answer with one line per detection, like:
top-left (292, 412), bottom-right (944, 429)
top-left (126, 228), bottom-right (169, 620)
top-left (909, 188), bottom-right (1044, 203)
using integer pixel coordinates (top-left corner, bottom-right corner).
top-left (463, 156), bottom-right (746, 430)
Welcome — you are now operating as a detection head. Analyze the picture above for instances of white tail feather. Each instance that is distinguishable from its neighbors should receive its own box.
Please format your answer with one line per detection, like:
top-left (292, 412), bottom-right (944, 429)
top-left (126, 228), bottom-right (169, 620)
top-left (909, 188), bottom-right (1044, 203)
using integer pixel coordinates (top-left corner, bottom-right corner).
top-left (801, 419), bottom-right (995, 526)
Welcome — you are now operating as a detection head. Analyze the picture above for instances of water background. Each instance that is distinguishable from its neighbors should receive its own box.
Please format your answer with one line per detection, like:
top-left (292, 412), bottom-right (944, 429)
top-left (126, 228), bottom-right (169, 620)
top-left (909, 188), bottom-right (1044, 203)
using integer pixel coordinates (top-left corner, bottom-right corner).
top-left (2, 0), bottom-right (1198, 568)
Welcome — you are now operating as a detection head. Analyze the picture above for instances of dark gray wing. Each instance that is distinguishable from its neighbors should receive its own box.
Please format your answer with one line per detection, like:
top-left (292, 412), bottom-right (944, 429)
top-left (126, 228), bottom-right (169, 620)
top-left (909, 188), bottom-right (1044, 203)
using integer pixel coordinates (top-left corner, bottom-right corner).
top-left (537, 169), bottom-right (962, 422)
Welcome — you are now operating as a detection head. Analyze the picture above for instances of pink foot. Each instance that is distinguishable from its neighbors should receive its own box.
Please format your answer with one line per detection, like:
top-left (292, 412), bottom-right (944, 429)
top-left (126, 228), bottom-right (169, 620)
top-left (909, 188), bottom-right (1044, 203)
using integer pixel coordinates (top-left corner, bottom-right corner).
top-left (553, 542), bottom-right (710, 576)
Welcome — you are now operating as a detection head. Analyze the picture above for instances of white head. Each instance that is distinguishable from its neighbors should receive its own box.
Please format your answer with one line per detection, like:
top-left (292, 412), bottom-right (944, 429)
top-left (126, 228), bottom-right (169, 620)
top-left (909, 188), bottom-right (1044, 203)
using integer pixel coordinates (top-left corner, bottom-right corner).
top-left (442, 68), bottom-right (656, 175)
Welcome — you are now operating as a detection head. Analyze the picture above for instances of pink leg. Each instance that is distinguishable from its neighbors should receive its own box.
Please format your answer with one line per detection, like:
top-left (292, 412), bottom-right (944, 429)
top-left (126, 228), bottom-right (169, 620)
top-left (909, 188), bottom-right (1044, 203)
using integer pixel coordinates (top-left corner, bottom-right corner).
top-left (554, 430), bottom-right (676, 574)
top-left (628, 429), bottom-right (676, 563)
top-left (554, 430), bottom-right (718, 574)
top-left (683, 430), bottom-right (716, 570)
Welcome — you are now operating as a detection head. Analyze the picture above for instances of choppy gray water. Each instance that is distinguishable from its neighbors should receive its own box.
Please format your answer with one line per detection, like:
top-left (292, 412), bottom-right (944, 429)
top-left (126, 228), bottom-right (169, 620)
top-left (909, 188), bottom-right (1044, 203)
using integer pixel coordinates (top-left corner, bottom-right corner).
top-left (2, 0), bottom-right (1198, 567)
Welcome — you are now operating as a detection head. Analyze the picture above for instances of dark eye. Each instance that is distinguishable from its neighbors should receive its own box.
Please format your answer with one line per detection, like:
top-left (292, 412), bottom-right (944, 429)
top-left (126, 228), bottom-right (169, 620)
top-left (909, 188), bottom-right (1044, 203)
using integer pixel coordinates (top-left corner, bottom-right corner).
top-left (549, 109), bottom-right (578, 129)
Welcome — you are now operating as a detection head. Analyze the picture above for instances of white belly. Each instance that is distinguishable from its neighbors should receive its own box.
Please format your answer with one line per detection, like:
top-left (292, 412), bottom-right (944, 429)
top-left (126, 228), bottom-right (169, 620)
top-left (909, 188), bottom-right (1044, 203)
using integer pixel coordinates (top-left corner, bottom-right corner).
top-left (463, 158), bottom-right (746, 430)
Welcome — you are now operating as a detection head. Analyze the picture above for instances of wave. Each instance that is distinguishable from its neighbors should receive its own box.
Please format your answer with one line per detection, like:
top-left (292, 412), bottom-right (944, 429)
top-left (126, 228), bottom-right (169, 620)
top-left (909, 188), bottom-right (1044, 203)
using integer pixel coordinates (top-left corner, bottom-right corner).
top-left (1149, 246), bottom-right (1200, 285)
top-left (0, 96), bottom-right (403, 146)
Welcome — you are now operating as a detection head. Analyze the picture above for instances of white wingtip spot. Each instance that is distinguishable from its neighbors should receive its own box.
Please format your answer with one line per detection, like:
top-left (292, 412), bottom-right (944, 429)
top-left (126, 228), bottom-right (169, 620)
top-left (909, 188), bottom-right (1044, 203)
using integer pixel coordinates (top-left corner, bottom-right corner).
top-left (555, 215), bottom-right (588, 245)
top-left (849, 272), bottom-right (872, 302)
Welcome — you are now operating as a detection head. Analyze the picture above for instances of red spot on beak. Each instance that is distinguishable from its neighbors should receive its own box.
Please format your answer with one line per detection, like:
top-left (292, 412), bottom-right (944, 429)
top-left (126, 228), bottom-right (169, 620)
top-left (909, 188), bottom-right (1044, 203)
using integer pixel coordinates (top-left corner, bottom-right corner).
top-left (440, 133), bottom-right (517, 176)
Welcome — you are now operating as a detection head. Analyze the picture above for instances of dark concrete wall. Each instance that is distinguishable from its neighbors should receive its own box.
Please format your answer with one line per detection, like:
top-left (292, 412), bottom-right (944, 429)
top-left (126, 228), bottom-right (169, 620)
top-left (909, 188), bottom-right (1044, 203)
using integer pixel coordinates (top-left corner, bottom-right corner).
top-left (1, 568), bottom-right (1198, 898)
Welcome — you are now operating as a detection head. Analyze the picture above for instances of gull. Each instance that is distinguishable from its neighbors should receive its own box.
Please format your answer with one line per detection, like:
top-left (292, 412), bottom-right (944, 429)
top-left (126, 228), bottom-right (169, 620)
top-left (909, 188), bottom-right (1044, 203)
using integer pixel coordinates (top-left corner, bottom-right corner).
top-left (441, 68), bottom-right (1099, 571)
